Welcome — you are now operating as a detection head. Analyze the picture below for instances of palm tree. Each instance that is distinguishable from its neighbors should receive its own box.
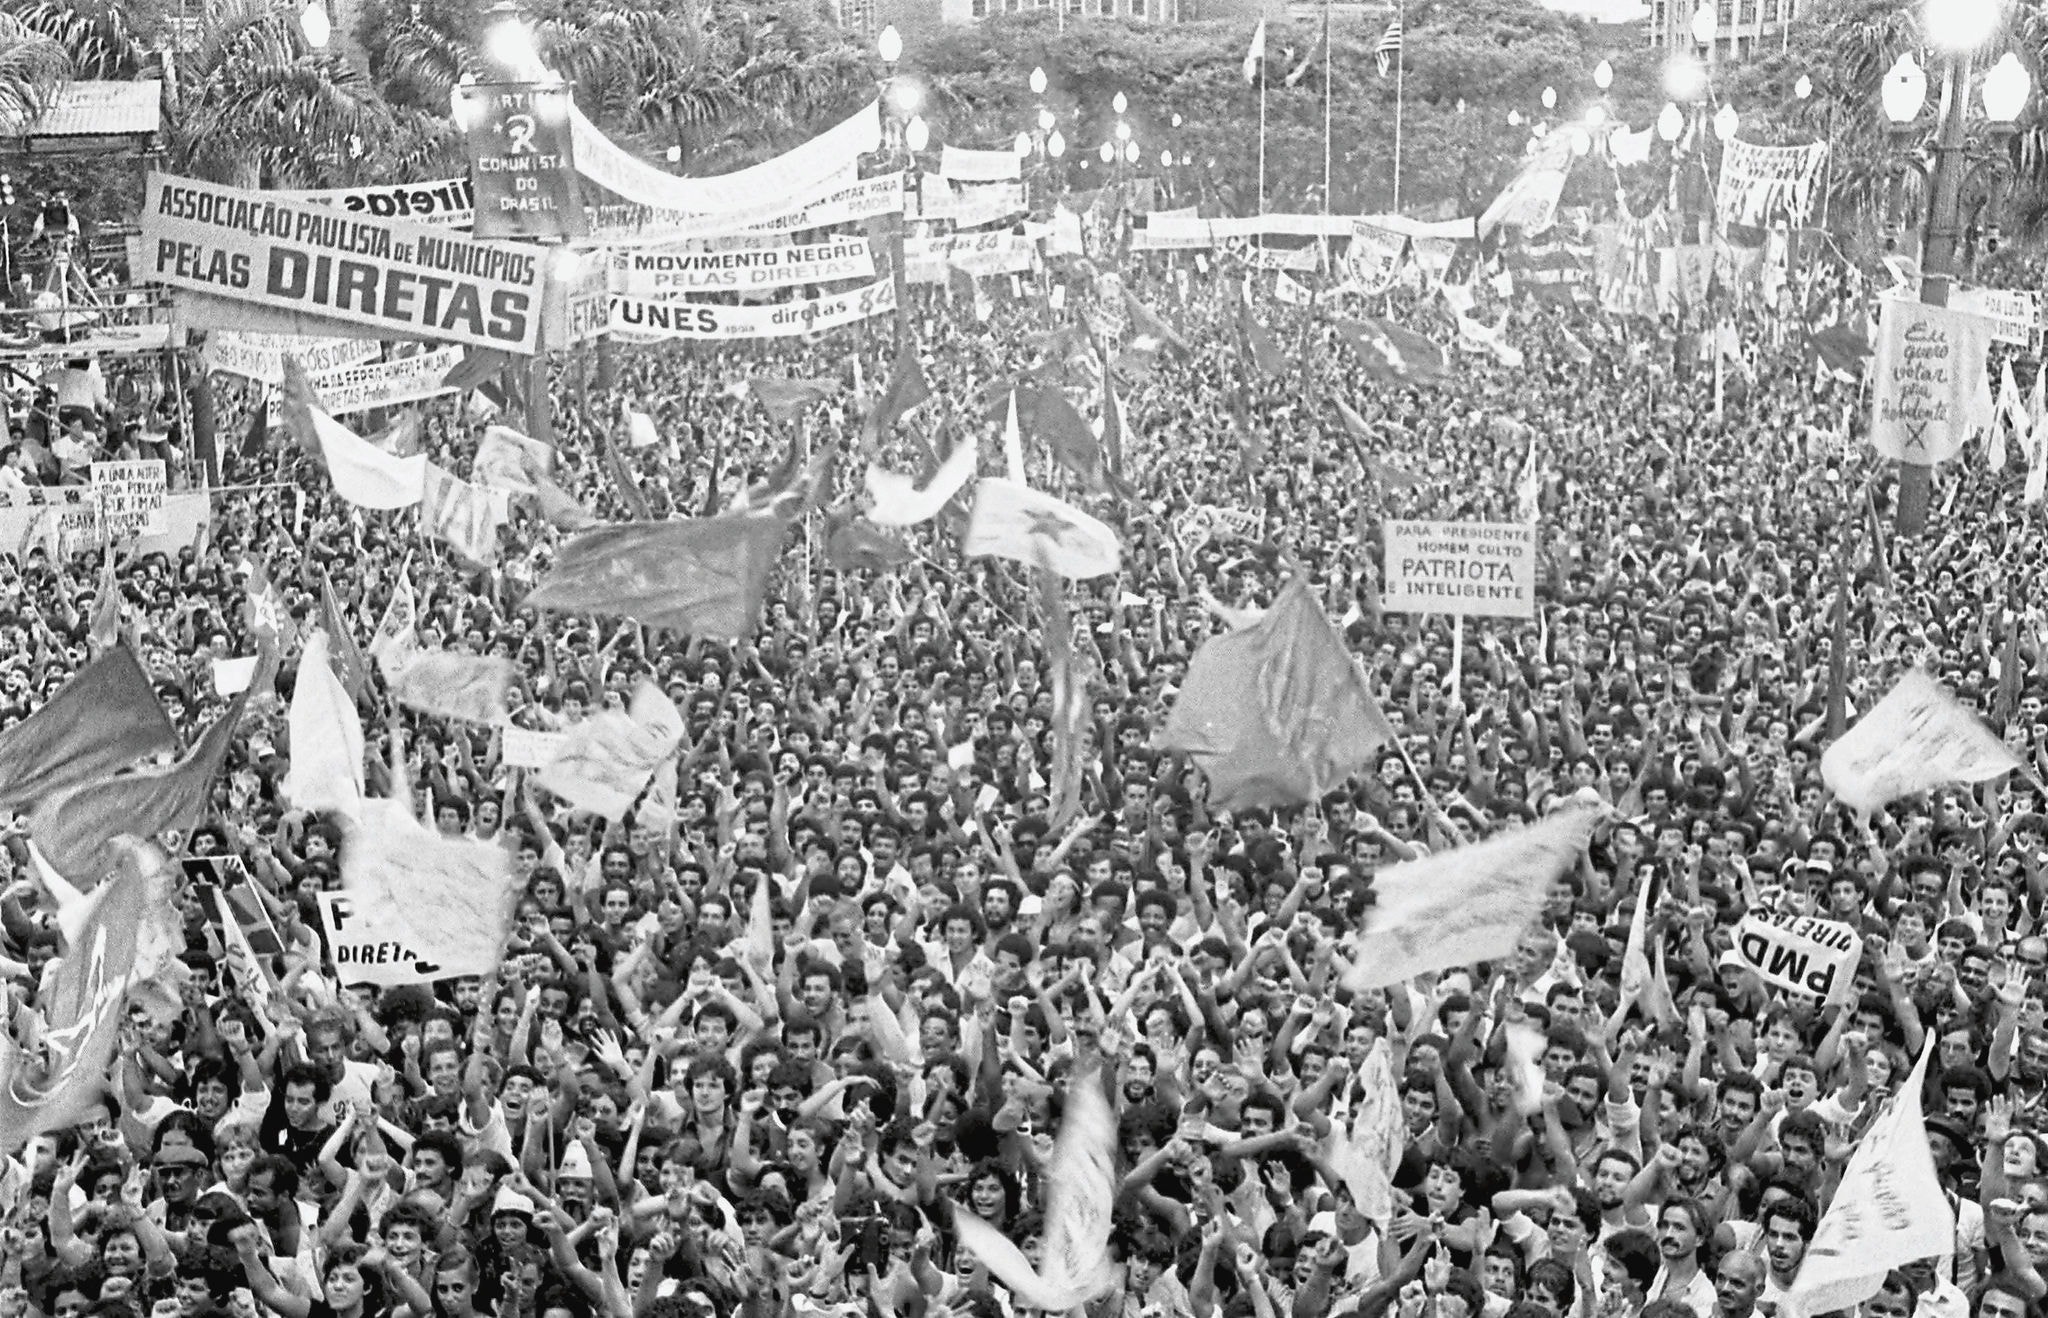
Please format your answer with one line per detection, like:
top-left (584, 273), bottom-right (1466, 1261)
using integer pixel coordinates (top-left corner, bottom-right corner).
top-left (0, 10), bottom-right (74, 126)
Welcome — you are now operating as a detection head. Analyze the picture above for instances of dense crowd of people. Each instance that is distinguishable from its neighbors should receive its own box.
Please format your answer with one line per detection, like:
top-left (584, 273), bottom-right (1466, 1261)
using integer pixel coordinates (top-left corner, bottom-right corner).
top-left (0, 216), bottom-right (2037, 1318)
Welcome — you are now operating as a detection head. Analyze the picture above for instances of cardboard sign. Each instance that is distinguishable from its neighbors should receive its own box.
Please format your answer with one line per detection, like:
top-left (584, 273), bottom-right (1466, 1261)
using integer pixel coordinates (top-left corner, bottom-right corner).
top-left (91, 460), bottom-right (166, 538)
top-left (1381, 520), bottom-right (1537, 618)
top-left (318, 891), bottom-right (453, 986)
top-left (1730, 910), bottom-right (1861, 1004)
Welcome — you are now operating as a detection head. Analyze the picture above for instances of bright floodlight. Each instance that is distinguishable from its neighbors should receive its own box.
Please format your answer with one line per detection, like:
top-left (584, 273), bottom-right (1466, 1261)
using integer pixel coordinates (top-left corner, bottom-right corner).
top-left (484, 5), bottom-right (537, 75)
top-left (1125, 140), bottom-right (1140, 163)
top-left (1014, 131), bottom-right (1032, 157)
top-left (1099, 141), bottom-right (1113, 162)
top-left (1713, 102), bottom-right (1738, 140)
top-left (1115, 120), bottom-right (1130, 141)
top-left (1047, 129), bottom-right (1065, 157)
top-left (300, 0), bottom-right (331, 48)
top-left (1881, 51), bottom-right (1927, 123)
top-left (1508, 109), bottom-right (1522, 126)
top-left (1689, 1), bottom-right (1716, 44)
top-left (890, 79), bottom-right (922, 115)
top-left (1113, 91), bottom-right (1128, 114)
top-left (1664, 54), bottom-right (1705, 100)
top-left (1542, 85), bottom-right (1557, 110)
top-left (1794, 73), bottom-right (1813, 99)
top-left (1925, 0), bottom-right (2001, 52)
top-left (1983, 50), bottom-right (2031, 122)
top-left (904, 114), bottom-right (928, 151)
top-left (1160, 149), bottom-right (1172, 167)
top-left (1587, 103), bottom-right (1608, 127)
top-left (1594, 59), bottom-right (1613, 90)
top-left (877, 24), bottom-right (902, 63)
top-left (1037, 108), bottom-right (1054, 131)
top-left (1657, 102), bottom-right (1684, 141)
top-left (1030, 66), bottom-right (1047, 95)
top-left (1569, 127), bottom-right (1592, 155)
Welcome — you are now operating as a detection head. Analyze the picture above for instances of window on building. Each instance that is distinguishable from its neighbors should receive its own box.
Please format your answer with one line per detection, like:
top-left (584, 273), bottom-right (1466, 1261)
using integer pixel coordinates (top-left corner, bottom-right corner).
top-left (971, 0), bottom-right (988, 17)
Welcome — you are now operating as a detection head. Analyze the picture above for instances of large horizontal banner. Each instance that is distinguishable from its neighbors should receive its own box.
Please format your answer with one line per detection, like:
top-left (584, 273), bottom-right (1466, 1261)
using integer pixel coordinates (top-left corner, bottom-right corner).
top-left (613, 236), bottom-right (875, 295)
top-left (586, 168), bottom-right (903, 244)
top-left (1952, 286), bottom-right (2041, 348)
top-left (275, 178), bottom-right (475, 228)
top-left (906, 230), bottom-right (1033, 283)
top-left (610, 276), bottom-right (896, 341)
top-left (1382, 519), bottom-right (1537, 618)
top-left (570, 99), bottom-right (879, 219)
top-left (138, 174), bottom-right (546, 354)
top-left (202, 329), bottom-right (380, 385)
top-left (1715, 138), bottom-right (1827, 228)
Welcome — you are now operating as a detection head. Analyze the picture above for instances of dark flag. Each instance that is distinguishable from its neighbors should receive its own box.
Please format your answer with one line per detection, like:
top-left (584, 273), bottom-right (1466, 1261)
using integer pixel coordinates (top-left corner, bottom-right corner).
top-left (525, 514), bottom-right (787, 639)
top-left (1125, 293), bottom-right (1193, 355)
top-left (1016, 385), bottom-right (1112, 493)
top-left (31, 689), bottom-right (250, 882)
top-left (320, 576), bottom-right (369, 702)
top-left (863, 341), bottom-right (931, 451)
top-left (1333, 398), bottom-right (1422, 490)
top-left (1285, 9), bottom-right (1329, 88)
top-left (441, 346), bottom-right (518, 394)
top-left (87, 550), bottom-right (120, 653)
top-left (750, 377), bottom-right (838, 426)
top-left (1240, 305), bottom-right (1287, 377)
top-left (1338, 317), bottom-right (1448, 381)
top-left (825, 507), bottom-right (913, 573)
top-left (1158, 577), bottom-right (1397, 809)
top-left (238, 399), bottom-right (268, 459)
top-left (0, 649), bottom-right (176, 812)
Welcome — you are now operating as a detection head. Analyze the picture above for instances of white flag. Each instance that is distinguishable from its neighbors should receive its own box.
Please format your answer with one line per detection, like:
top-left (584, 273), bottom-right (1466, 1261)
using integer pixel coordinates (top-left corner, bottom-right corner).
top-left (1789, 1041), bottom-right (1952, 1315)
top-left (1342, 805), bottom-right (1601, 990)
top-left (310, 408), bottom-right (426, 510)
top-left (537, 680), bottom-right (685, 820)
top-left (865, 430), bottom-right (978, 527)
top-left (964, 478), bottom-right (1121, 580)
top-left (388, 651), bottom-right (516, 726)
top-left (1820, 669), bottom-right (2022, 814)
top-left (953, 1073), bottom-right (1117, 1310)
top-left (284, 631), bottom-right (363, 818)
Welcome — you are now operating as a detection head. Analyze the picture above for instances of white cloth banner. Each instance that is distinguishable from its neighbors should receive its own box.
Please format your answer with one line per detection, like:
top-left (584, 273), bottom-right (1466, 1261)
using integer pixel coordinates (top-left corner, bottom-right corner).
top-left (1342, 807), bottom-right (1601, 989)
top-left (964, 478), bottom-right (1122, 581)
top-left (388, 649), bottom-right (514, 726)
top-left (953, 1076), bottom-right (1116, 1310)
top-left (538, 681), bottom-right (685, 820)
top-left (1728, 910), bottom-right (1862, 1004)
top-left (299, 347), bottom-right (463, 417)
top-left (866, 432), bottom-right (979, 527)
top-left (1789, 1043), bottom-right (1952, 1315)
top-left (611, 237), bottom-right (875, 296)
top-left (500, 726), bottom-right (566, 770)
top-left (1714, 138), bottom-right (1828, 227)
top-left (1870, 297), bottom-right (1995, 464)
top-left (570, 99), bottom-right (880, 219)
top-left (939, 145), bottom-right (1023, 183)
top-left (911, 181), bottom-right (1027, 229)
top-left (1137, 211), bottom-right (1476, 249)
top-left (905, 231), bottom-right (1034, 284)
top-left (1821, 669), bottom-right (2022, 813)
top-left (333, 799), bottom-right (518, 985)
top-left (203, 330), bottom-right (379, 385)
top-left (610, 277), bottom-right (896, 341)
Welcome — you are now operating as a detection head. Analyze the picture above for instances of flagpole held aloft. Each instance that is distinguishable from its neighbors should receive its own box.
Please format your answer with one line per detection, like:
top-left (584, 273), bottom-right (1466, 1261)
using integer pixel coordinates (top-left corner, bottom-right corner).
top-left (1393, 2), bottom-right (1405, 213)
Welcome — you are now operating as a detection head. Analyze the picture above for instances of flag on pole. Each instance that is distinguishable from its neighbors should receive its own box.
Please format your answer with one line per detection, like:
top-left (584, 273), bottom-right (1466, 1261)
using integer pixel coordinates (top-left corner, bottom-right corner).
top-left (824, 508), bottom-right (913, 574)
top-left (388, 651), bottom-right (518, 726)
top-left (309, 408), bottom-right (427, 510)
top-left (524, 515), bottom-right (787, 639)
top-left (748, 377), bottom-right (837, 426)
top-left (1158, 577), bottom-right (1396, 809)
top-left (1375, 13), bottom-right (1403, 76)
top-left (319, 577), bottom-right (369, 702)
top-left (1787, 1041), bottom-right (1952, 1316)
top-left (863, 341), bottom-right (931, 450)
top-left (0, 649), bottom-right (176, 812)
top-left (1016, 384), bottom-right (1112, 492)
top-left (87, 549), bottom-right (120, 652)
top-left (285, 630), bottom-right (365, 818)
top-left (1243, 19), bottom-right (1268, 85)
top-left (963, 478), bottom-right (1122, 580)
top-left (1285, 14), bottom-right (1329, 87)
top-left (537, 680), bottom-right (687, 820)
top-left (30, 688), bottom-right (250, 882)
top-left (1240, 305), bottom-right (1287, 377)
top-left (369, 570), bottom-right (418, 677)
top-left (1338, 317), bottom-right (1448, 380)
top-left (866, 431), bottom-right (978, 527)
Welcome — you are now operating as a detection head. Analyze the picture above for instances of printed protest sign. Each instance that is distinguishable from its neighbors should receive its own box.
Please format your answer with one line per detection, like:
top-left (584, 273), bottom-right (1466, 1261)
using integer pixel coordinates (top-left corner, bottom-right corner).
top-left (1728, 910), bottom-right (1861, 1003)
top-left (275, 178), bottom-right (475, 228)
top-left (1951, 286), bottom-right (2041, 348)
top-left (456, 82), bottom-right (586, 240)
top-left (91, 461), bottom-right (166, 538)
top-left (203, 330), bottom-right (379, 385)
top-left (318, 891), bottom-right (457, 986)
top-left (614, 237), bottom-right (875, 296)
top-left (905, 231), bottom-right (1033, 284)
top-left (610, 277), bottom-right (896, 341)
top-left (1381, 520), bottom-right (1537, 618)
top-left (500, 726), bottom-right (566, 770)
top-left (139, 173), bottom-right (546, 353)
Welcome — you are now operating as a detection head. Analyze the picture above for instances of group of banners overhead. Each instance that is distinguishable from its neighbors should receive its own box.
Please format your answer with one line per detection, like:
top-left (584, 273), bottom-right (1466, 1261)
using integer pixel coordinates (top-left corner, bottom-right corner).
top-left (612, 236), bottom-right (876, 296)
top-left (1381, 520), bottom-right (1538, 618)
top-left (138, 174), bottom-right (547, 354)
top-left (202, 329), bottom-right (380, 384)
top-left (610, 276), bottom-right (896, 341)
top-left (1714, 138), bottom-right (1828, 228)
top-left (905, 231), bottom-right (1034, 284)
top-left (276, 178), bottom-right (475, 228)
top-left (268, 347), bottom-right (465, 420)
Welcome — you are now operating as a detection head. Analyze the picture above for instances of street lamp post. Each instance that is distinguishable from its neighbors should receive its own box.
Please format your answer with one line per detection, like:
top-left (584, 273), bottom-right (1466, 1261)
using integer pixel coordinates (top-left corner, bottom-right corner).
top-left (1885, 0), bottom-right (2032, 534)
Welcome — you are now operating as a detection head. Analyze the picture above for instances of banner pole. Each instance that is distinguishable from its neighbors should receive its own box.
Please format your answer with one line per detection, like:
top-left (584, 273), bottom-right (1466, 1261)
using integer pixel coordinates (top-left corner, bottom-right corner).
top-left (1393, 2), bottom-right (1406, 214)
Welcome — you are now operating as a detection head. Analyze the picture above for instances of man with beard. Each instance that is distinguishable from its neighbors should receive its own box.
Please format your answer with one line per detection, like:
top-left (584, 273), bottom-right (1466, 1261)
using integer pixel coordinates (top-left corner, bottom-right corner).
top-left (1756, 1196), bottom-right (1816, 1317)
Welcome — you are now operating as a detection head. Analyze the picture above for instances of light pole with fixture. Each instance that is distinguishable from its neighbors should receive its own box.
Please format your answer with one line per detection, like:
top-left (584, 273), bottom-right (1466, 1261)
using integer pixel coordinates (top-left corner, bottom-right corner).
top-left (1880, 0), bottom-right (2031, 533)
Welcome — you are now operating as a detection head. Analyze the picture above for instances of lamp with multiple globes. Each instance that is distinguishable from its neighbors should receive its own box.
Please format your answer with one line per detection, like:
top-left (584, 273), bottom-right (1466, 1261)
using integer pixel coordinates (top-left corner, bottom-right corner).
top-left (876, 24), bottom-right (902, 65)
top-left (1984, 52), bottom-right (2031, 124)
top-left (1881, 52), bottom-right (1927, 125)
top-left (1794, 73), bottom-right (1813, 100)
top-left (904, 115), bottom-right (929, 153)
top-left (1541, 86), bottom-right (1557, 110)
top-left (1125, 141), bottom-right (1140, 165)
top-left (1030, 66), bottom-right (1047, 96)
top-left (1713, 103), bottom-right (1738, 141)
top-left (1657, 102), bottom-right (1684, 142)
top-left (300, 0), bottom-right (331, 49)
top-left (1594, 59), bottom-right (1613, 91)
top-left (1664, 54), bottom-right (1705, 102)
top-left (1689, 2), bottom-right (1716, 47)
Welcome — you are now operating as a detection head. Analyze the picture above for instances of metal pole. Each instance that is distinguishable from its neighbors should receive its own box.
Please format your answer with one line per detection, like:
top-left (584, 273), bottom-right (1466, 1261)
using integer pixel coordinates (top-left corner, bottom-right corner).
top-left (1393, 4), bottom-right (1406, 213)
top-left (1897, 47), bottom-right (1974, 537)
top-left (1321, 0), bottom-right (1333, 218)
